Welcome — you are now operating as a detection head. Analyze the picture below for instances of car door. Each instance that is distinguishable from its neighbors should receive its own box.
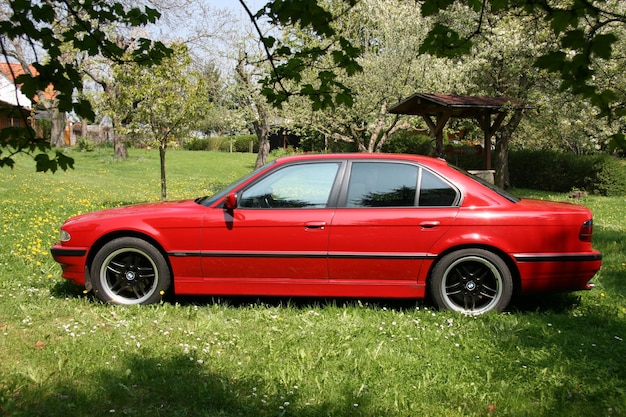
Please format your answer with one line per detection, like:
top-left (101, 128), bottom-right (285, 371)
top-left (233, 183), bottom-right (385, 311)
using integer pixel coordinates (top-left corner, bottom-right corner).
top-left (328, 161), bottom-right (459, 282)
top-left (200, 161), bottom-right (342, 281)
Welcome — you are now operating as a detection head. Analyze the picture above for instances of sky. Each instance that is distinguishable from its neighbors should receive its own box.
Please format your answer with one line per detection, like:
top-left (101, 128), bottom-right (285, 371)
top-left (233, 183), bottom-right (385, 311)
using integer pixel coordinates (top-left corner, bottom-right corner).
top-left (209, 0), bottom-right (263, 14)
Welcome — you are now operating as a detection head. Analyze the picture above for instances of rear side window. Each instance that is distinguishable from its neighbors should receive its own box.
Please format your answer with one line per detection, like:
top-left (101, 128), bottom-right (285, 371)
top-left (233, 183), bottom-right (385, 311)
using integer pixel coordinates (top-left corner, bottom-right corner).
top-left (419, 169), bottom-right (459, 206)
top-left (345, 162), bottom-right (458, 208)
top-left (346, 162), bottom-right (418, 207)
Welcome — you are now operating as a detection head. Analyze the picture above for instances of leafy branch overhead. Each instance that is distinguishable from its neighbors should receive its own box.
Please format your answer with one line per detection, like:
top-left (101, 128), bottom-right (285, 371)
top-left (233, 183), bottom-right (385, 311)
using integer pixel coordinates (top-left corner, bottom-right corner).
top-left (246, 0), bottom-right (363, 109)
top-left (419, 0), bottom-right (626, 117)
top-left (0, 0), bottom-right (172, 171)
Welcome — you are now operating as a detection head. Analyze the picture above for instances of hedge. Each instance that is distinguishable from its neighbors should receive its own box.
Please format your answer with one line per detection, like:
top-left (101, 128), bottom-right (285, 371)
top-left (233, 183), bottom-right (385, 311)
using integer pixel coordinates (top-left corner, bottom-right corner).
top-left (183, 135), bottom-right (258, 153)
top-left (508, 149), bottom-right (626, 196)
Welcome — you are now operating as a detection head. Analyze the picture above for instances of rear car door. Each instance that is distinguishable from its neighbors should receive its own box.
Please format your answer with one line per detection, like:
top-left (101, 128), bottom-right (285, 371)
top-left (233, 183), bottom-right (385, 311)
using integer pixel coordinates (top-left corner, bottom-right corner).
top-left (328, 161), bottom-right (459, 283)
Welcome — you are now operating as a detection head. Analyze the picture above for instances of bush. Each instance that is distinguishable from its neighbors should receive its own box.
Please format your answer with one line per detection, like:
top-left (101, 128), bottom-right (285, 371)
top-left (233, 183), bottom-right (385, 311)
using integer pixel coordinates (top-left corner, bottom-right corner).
top-left (228, 135), bottom-right (258, 153)
top-left (76, 136), bottom-right (95, 152)
top-left (509, 149), bottom-right (626, 196)
top-left (382, 131), bottom-right (433, 155)
top-left (184, 137), bottom-right (209, 151)
top-left (183, 135), bottom-right (258, 153)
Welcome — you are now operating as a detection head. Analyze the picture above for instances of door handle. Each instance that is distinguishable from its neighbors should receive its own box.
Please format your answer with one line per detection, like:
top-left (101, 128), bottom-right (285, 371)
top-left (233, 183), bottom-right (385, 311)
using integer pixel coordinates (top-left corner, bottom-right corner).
top-left (305, 222), bottom-right (326, 230)
top-left (420, 221), bottom-right (440, 229)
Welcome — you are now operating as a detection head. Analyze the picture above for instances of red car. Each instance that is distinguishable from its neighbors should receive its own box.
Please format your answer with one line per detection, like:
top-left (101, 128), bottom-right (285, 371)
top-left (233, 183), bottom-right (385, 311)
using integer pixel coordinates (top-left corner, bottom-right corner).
top-left (50, 153), bottom-right (602, 314)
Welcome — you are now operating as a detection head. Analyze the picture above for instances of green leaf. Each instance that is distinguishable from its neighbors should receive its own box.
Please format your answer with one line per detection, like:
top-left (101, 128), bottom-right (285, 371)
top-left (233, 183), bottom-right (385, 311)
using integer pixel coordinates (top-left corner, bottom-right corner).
top-left (420, 24), bottom-right (472, 57)
top-left (590, 34), bottom-right (617, 59)
top-left (56, 151), bottom-right (75, 171)
top-left (561, 30), bottom-right (585, 49)
top-left (35, 154), bottom-right (56, 173)
top-left (262, 36), bottom-right (276, 48)
top-left (0, 157), bottom-right (15, 169)
top-left (534, 51), bottom-right (567, 72)
top-left (549, 10), bottom-right (578, 34)
top-left (609, 133), bottom-right (626, 154)
top-left (421, 0), bottom-right (455, 17)
top-left (490, 0), bottom-right (510, 12)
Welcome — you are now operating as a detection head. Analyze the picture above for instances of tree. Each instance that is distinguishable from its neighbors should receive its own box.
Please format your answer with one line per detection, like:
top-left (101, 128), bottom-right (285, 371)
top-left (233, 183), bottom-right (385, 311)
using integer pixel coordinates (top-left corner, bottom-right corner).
top-left (419, 0), bottom-right (626, 146)
top-left (0, 0), bottom-right (171, 171)
top-left (241, 0), bottom-right (363, 109)
top-left (234, 49), bottom-right (277, 169)
top-left (113, 43), bottom-right (210, 200)
top-left (4, 0), bottom-right (626, 173)
top-left (281, 0), bottom-right (465, 153)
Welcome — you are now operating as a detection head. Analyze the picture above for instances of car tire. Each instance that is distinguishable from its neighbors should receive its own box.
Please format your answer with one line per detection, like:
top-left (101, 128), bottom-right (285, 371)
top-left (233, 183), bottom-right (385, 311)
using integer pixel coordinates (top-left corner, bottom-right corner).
top-left (90, 237), bottom-right (171, 305)
top-left (430, 249), bottom-right (513, 315)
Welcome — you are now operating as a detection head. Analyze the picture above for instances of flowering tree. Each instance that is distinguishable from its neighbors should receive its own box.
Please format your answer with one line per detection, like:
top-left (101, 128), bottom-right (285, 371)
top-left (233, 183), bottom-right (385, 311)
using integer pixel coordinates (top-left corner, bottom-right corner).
top-left (113, 44), bottom-right (209, 200)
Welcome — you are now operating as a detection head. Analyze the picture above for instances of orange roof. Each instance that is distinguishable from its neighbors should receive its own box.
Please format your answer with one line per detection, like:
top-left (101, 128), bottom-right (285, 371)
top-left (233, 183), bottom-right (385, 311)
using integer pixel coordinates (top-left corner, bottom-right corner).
top-left (0, 62), bottom-right (56, 101)
top-left (0, 62), bottom-right (34, 80)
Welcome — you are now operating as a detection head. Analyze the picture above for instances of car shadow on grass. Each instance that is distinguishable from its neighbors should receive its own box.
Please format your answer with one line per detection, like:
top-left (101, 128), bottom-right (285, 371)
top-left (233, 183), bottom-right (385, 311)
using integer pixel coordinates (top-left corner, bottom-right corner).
top-left (50, 276), bottom-right (587, 315)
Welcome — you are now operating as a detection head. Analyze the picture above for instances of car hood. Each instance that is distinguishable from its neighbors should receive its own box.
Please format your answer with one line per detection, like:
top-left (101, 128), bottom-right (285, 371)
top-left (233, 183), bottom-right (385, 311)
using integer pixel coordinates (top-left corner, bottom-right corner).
top-left (63, 199), bottom-right (200, 224)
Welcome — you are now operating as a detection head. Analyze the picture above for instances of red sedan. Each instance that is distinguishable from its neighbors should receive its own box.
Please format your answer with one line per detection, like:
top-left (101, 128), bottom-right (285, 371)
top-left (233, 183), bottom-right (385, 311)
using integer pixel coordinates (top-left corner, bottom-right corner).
top-left (50, 153), bottom-right (602, 314)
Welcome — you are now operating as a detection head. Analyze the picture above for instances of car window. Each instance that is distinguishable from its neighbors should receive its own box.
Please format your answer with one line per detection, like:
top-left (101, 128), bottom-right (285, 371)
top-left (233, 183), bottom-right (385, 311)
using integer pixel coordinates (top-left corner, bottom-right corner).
top-left (418, 169), bottom-right (458, 206)
top-left (346, 162), bottom-right (418, 207)
top-left (239, 162), bottom-right (340, 208)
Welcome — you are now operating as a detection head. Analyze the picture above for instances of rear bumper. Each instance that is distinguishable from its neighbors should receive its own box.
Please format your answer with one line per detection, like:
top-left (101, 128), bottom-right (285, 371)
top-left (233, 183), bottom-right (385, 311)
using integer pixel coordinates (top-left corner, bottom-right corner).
top-left (514, 251), bottom-right (602, 293)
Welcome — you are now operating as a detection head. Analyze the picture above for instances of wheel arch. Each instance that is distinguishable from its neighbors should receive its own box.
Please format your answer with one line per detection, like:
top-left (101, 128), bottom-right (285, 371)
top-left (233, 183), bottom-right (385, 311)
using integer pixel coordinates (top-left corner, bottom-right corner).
top-left (85, 231), bottom-right (174, 289)
top-left (426, 244), bottom-right (521, 295)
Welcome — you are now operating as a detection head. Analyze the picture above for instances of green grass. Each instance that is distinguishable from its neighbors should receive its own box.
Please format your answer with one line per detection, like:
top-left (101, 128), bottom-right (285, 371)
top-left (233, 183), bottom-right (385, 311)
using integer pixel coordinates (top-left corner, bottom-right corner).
top-left (1, 148), bottom-right (625, 416)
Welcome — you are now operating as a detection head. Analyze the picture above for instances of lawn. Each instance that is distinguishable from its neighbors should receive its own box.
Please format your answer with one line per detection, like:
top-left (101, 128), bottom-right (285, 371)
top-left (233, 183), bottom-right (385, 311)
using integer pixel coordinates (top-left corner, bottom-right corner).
top-left (1, 148), bottom-right (625, 417)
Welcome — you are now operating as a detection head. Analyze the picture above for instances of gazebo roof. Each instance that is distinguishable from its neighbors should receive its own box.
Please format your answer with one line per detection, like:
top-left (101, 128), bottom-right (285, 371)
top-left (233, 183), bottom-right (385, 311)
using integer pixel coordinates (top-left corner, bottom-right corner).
top-left (388, 93), bottom-right (532, 118)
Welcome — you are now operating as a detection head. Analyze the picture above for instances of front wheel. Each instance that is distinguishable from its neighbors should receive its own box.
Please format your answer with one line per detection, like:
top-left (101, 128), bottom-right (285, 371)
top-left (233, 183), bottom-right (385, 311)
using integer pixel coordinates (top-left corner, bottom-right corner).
top-left (90, 237), bottom-right (171, 305)
top-left (430, 249), bottom-right (513, 315)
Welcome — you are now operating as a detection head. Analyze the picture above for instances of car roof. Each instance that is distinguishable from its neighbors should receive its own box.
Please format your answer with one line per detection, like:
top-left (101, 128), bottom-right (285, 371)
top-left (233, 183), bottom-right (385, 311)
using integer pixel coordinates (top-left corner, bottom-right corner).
top-left (273, 153), bottom-right (449, 167)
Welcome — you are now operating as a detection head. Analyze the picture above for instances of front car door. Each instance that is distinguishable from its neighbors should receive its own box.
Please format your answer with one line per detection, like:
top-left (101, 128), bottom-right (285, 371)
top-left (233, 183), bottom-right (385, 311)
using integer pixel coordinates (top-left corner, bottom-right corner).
top-left (328, 161), bottom-right (460, 295)
top-left (200, 161), bottom-right (342, 285)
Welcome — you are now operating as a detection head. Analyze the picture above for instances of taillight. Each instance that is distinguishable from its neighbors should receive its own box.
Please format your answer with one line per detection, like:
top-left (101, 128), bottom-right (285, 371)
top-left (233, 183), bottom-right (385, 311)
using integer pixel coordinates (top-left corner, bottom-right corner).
top-left (579, 219), bottom-right (593, 242)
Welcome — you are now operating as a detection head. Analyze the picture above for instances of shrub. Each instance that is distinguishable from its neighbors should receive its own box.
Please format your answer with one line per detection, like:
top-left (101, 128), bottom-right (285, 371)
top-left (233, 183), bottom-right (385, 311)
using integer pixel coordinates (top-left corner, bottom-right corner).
top-left (183, 135), bottom-right (258, 153)
top-left (184, 137), bottom-right (209, 151)
top-left (382, 131), bottom-right (433, 155)
top-left (76, 136), bottom-right (95, 152)
top-left (509, 150), bottom-right (626, 196)
top-left (225, 135), bottom-right (258, 153)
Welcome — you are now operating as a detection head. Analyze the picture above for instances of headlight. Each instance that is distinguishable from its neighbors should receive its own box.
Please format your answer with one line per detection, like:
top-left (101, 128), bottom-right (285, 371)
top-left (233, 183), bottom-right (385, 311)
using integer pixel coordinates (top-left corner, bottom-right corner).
top-left (60, 229), bottom-right (71, 242)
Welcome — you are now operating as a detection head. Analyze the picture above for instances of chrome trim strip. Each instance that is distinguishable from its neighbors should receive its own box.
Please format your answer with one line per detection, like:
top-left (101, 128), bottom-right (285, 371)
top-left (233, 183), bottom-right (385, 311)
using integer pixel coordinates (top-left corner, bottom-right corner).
top-left (514, 253), bottom-right (602, 262)
top-left (168, 251), bottom-right (435, 260)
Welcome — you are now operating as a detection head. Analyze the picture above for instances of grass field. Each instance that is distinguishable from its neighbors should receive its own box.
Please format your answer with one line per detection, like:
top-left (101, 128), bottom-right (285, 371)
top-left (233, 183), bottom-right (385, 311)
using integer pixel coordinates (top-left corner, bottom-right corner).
top-left (1, 148), bottom-right (625, 417)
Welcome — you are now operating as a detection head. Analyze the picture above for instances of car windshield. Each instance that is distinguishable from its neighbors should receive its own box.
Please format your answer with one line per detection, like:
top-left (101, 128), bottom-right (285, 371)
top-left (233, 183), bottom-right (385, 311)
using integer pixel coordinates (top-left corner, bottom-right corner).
top-left (195, 161), bottom-right (277, 206)
top-left (451, 165), bottom-right (520, 203)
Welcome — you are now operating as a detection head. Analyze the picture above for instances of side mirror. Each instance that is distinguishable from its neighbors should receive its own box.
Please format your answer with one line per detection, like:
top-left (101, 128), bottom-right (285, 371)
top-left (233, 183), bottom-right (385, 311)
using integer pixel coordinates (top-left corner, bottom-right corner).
top-left (224, 192), bottom-right (237, 210)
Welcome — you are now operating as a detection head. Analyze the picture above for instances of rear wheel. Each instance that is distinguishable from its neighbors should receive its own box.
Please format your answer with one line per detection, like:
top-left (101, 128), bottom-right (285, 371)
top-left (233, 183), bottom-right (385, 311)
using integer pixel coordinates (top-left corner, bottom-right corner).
top-left (90, 237), bottom-right (171, 305)
top-left (430, 249), bottom-right (512, 315)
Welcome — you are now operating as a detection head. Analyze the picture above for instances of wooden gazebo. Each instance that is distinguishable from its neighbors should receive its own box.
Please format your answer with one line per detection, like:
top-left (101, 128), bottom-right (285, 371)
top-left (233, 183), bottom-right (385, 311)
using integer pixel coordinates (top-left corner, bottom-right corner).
top-left (388, 93), bottom-right (533, 170)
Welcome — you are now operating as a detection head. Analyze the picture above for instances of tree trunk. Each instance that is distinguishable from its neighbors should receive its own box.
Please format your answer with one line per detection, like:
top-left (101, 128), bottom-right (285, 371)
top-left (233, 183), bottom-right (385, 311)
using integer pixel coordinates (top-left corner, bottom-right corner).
top-left (50, 107), bottom-right (65, 147)
top-left (111, 118), bottom-right (128, 159)
top-left (160, 143), bottom-right (167, 200)
top-left (235, 55), bottom-right (272, 170)
top-left (114, 138), bottom-right (128, 159)
top-left (495, 110), bottom-right (524, 189)
top-left (253, 120), bottom-right (270, 169)
top-left (81, 118), bottom-right (88, 138)
top-left (495, 135), bottom-right (509, 189)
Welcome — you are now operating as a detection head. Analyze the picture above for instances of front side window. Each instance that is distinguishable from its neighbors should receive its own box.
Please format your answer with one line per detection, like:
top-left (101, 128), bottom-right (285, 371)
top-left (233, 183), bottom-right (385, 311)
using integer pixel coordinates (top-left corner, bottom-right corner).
top-left (346, 162), bottom-right (418, 207)
top-left (239, 162), bottom-right (340, 208)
